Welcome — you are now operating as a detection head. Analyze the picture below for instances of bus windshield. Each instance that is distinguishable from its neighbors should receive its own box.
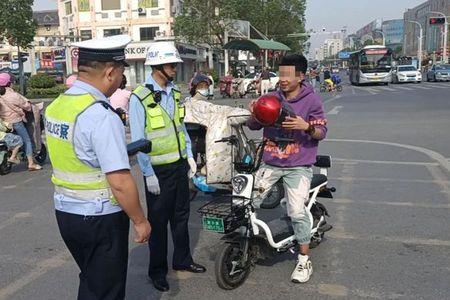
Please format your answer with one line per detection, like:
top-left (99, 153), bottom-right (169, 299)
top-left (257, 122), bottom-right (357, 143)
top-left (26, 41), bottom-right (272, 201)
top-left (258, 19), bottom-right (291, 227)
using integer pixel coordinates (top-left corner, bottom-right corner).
top-left (360, 49), bottom-right (392, 73)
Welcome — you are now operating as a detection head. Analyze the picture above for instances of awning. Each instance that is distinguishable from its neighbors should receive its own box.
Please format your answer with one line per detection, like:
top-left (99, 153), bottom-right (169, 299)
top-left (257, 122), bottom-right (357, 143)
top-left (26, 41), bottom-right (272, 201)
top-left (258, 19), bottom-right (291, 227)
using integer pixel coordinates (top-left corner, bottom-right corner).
top-left (223, 39), bottom-right (290, 52)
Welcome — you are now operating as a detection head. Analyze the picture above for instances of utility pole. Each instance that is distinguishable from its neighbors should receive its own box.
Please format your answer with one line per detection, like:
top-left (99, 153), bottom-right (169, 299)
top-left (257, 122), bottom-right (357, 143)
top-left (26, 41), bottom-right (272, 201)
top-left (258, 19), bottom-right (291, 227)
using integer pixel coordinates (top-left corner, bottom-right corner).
top-left (408, 20), bottom-right (423, 70)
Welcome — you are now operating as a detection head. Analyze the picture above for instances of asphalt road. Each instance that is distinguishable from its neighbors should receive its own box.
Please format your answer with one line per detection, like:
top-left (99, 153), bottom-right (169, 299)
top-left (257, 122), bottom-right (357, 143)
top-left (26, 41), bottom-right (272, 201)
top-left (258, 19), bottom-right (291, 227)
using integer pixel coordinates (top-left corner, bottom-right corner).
top-left (1, 78), bottom-right (450, 299)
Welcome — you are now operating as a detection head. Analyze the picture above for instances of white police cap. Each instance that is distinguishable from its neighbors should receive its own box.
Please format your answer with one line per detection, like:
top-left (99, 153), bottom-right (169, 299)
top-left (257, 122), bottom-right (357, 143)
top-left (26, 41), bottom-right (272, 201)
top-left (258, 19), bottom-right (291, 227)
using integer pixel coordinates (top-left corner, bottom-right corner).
top-left (72, 35), bottom-right (132, 66)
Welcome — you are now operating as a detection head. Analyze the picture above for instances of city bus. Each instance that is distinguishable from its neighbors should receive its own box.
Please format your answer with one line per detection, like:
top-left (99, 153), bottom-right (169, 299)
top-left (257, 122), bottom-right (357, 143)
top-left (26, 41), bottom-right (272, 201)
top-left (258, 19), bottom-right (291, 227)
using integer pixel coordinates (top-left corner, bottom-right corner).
top-left (349, 45), bottom-right (393, 85)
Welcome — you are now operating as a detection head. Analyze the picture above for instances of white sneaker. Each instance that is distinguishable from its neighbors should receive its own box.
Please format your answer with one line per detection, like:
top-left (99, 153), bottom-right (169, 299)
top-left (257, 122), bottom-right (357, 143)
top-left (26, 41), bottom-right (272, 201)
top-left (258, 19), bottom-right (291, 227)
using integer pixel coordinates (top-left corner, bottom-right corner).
top-left (291, 254), bottom-right (313, 283)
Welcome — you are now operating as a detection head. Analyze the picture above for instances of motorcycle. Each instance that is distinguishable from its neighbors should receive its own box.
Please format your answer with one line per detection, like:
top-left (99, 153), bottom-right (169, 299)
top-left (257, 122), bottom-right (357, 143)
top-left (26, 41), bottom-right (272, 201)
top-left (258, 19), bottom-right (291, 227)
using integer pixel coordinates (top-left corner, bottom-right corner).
top-left (219, 76), bottom-right (234, 98)
top-left (0, 102), bottom-right (47, 175)
top-left (197, 135), bottom-right (335, 289)
top-left (231, 78), bottom-right (245, 99)
top-left (319, 81), bottom-right (343, 93)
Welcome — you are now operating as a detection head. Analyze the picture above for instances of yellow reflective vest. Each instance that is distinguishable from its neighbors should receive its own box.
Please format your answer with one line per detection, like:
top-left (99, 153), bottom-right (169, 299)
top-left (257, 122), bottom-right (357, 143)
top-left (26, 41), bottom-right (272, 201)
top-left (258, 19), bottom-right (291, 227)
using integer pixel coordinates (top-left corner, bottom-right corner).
top-left (45, 94), bottom-right (117, 204)
top-left (132, 85), bottom-right (187, 166)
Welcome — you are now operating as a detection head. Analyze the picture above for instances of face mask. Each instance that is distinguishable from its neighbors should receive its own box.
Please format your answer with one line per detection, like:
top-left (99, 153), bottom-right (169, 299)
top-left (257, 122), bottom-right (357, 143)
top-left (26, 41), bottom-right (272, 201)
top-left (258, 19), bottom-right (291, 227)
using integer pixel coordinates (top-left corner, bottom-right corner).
top-left (197, 89), bottom-right (209, 97)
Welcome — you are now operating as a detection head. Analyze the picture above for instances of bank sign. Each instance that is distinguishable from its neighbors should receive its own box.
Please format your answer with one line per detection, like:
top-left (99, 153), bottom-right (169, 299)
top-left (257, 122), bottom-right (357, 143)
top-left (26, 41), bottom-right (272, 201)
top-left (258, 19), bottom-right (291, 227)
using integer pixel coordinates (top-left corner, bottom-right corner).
top-left (125, 42), bottom-right (199, 60)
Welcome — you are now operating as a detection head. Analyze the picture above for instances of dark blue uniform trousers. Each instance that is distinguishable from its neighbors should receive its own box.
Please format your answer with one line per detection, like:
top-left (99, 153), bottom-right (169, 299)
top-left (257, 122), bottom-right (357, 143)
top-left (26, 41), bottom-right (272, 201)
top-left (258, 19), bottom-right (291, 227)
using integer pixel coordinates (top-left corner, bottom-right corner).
top-left (145, 158), bottom-right (193, 280)
top-left (56, 210), bottom-right (129, 300)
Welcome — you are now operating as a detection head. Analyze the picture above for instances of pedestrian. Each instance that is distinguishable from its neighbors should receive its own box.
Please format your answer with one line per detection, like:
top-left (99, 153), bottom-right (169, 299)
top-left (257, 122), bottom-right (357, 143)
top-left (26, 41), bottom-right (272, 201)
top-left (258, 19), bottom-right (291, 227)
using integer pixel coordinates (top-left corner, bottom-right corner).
top-left (44, 35), bottom-right (151, 300)
top-left (310, 67), bottom-right (318, 88)
top-left (110, 75), bottom-right (132, 112)
top-left (206, 72), bottom-right (214, 99)
top-left (129, 41), bottom-right (206, 293)
top-left (0, 73), bottom-right (42, 171)
top-left (0, 119), bottom-right (23, 164)
top-left (260, 67), bottom-right (271, 95)
top-left (248, 54), bottom-right (328, 284)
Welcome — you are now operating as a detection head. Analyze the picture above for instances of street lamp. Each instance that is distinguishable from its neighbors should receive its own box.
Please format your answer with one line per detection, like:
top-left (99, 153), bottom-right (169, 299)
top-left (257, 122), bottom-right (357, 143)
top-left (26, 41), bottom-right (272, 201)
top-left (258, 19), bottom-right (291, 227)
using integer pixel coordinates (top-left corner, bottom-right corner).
top-left (373, 30), bottom-right (385, 46)
top-left (407, 20), bottom-right (423, 70)
top-left (428, 11), bottom-right (448, 63)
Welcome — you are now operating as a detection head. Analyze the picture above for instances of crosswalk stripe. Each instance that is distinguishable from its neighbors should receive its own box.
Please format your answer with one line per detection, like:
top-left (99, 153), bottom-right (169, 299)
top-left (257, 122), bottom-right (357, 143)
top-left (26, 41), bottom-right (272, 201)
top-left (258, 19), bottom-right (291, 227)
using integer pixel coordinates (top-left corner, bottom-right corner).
top-left (394, 86), bottom-right (413, 90)
top-left (414, 85), bottom-right (432, 90)
top-left (378, 86), bottom-right (397, 91)
top-left (426, 84), bottom-right (449, 89)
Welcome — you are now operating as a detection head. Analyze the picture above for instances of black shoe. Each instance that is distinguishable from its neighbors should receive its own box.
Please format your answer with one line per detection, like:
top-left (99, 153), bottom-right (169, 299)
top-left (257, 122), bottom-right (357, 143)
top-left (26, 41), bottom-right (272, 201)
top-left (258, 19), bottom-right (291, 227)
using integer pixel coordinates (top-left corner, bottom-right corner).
top-left (152, 278), bottom-right (169, 292)
top-left (173, 262), bottom-right (206, 273)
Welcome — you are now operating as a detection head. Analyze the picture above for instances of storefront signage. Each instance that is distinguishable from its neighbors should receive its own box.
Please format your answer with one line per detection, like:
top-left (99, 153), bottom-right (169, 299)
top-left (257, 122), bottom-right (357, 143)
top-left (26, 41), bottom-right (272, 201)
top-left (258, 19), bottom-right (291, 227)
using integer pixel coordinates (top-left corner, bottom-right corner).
top-left (125, 42), bottom-right (154, 60)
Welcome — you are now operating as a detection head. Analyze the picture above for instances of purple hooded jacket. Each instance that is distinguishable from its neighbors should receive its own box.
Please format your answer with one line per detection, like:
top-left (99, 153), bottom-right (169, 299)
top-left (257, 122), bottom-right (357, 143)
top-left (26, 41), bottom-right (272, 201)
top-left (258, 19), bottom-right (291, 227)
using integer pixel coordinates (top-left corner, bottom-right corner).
top-left (247, 84), bottom-right (327, 167)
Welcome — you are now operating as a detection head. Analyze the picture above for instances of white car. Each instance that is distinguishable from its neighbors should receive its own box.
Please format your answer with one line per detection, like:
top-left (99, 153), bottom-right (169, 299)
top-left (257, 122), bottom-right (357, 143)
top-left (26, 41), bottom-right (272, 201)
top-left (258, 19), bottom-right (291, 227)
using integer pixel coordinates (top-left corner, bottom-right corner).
top-left (243, 71), bottom-right (279, 93)
top-left (392, 65), bottom-right (422, 83)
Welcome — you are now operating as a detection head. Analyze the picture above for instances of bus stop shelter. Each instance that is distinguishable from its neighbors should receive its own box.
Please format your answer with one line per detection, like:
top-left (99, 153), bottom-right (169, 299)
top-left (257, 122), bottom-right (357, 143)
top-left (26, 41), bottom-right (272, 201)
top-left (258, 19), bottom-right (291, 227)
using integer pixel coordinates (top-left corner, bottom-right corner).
top-left (223, 39), bottom-right (290, 70)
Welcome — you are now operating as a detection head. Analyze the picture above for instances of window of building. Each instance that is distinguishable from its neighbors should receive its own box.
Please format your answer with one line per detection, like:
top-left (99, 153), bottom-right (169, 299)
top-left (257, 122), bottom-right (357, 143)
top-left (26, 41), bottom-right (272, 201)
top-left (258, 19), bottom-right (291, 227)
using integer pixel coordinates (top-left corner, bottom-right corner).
top-left (104, 28), bottom-right (121, 37)
top-left (140, 27), bottom-right (159, 41)
top-left (80, 30), bottom-right (92, 41)
top-left (78, 0), bottom-right (89, 12)
top-left (138, 0), bottom-right (158, 8)
top-left (65, 1), bottom-right (72, 15)
top-left (101, 0), bottom-right (120, 10)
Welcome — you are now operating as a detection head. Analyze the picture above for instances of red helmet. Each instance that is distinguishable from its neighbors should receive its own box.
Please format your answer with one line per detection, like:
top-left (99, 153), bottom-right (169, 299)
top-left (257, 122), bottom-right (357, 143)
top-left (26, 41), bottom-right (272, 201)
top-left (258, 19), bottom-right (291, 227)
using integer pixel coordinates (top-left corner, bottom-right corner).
top-left (252, 95), bottom-right (282, 126)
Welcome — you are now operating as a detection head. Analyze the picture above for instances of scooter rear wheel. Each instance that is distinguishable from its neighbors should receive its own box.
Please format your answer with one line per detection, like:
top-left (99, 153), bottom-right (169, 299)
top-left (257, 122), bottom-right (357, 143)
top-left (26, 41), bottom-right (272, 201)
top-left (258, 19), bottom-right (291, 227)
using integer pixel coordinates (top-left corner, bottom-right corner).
top-left (215, 242), bottom-right (251, 290)
top-left (0, 155), bottom-right (12, 175)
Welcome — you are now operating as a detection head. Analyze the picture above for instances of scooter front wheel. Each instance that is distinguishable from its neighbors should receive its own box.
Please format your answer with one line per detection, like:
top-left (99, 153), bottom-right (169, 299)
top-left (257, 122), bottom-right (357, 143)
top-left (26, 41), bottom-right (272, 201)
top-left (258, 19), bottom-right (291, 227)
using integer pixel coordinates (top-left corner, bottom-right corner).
top-left (215, 242), bottom-right (251, 290)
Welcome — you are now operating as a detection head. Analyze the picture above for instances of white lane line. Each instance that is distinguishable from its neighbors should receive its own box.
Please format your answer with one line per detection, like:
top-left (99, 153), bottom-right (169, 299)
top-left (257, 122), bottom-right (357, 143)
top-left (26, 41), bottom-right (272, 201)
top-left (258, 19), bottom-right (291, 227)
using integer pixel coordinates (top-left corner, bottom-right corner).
top-left (331, 198), bottom-right (450, 209)
top-left (377, 86), bottom-right (397, 91)
top-left (0, 251), bottom-right (71, 299)
top-left (333, 176), bottom-right (449, 184)
top-left (325, 138), bottom-right (450, 173)
top-left (0, 212), bottom-right (31, 231)
top-left (327, 105), bottom-right (343, 115)
top-left (426, 84), bottom-right (449, 89)
top-left (332, 158), bottom-right (439, 166)
top-left (394, 86), bottom-right (413, 90)
top-left (328, 232), bottom-right (450, 247)
top-left (413, 85), bottom-right (432, 90)
top-left (366, 88), bottom-right (379, 94)
top-left (323, 94), bottom-right (342, 104)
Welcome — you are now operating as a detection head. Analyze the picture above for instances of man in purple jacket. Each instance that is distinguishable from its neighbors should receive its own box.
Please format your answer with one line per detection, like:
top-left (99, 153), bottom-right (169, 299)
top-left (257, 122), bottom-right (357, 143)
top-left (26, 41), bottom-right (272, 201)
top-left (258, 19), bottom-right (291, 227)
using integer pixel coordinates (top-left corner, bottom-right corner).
top-left (248, 54), bottom-right (327, 283)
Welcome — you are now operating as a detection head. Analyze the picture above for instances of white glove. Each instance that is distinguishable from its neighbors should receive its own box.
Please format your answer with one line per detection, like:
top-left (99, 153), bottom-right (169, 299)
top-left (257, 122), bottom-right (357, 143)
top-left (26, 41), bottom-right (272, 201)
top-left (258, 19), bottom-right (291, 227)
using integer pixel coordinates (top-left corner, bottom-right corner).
top-left (145, 175), bottom-right (160, 195)
top-left (187, 157), bottom-right (197, 178)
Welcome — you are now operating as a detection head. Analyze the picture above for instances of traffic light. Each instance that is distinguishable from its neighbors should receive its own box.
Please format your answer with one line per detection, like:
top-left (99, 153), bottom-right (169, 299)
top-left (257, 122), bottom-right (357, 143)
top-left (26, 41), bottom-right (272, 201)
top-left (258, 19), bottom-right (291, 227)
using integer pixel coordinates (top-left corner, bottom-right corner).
top-left (429, 17), bottom-right (445, 25)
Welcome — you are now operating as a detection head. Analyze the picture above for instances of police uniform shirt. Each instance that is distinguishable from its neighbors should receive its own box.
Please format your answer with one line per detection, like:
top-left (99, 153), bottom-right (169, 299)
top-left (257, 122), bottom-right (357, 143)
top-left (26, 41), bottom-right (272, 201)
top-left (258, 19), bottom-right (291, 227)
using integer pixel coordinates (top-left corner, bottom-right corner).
top-left (53, 80), bottom-right (130, 216)
top-left (129, 76), bottom-right (193, 177)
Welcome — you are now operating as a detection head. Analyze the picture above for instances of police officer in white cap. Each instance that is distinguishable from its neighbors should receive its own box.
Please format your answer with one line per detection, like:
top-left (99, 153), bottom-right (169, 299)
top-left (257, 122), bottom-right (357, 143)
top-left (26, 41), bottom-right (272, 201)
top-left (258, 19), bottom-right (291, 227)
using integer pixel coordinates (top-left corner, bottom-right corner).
top-left (45, 35), bottom-right (151, 299)
top-left (129, 41), bottom-right (205, 292)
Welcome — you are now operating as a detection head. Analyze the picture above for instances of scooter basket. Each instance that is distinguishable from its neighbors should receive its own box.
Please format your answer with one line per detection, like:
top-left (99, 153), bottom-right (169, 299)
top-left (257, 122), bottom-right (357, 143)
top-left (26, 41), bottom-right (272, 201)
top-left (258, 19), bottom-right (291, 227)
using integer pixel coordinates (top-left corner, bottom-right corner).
top-left (197, 200), bottom-right (247, 234)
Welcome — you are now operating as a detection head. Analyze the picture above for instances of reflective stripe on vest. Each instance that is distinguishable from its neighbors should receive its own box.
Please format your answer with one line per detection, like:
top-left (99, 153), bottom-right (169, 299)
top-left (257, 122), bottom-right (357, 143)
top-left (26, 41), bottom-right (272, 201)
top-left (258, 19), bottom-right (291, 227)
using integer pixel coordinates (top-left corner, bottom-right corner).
top-left (132, 85), bottom-right (187, 166)
top-left (45, 94), bottom-right (117, 204)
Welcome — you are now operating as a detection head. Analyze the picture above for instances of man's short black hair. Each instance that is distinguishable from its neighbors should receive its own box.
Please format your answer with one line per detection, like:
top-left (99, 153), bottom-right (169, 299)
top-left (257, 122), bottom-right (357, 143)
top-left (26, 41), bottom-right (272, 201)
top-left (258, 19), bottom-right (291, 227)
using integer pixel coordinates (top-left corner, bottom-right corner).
top-left (279, 54), bottom-right (308, 74)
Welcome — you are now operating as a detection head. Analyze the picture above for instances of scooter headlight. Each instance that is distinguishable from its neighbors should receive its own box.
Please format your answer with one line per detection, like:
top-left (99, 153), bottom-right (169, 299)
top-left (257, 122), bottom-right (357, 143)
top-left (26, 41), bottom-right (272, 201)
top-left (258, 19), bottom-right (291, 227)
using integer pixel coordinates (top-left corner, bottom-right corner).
top-left (232, 176), bottom-right (248, 194)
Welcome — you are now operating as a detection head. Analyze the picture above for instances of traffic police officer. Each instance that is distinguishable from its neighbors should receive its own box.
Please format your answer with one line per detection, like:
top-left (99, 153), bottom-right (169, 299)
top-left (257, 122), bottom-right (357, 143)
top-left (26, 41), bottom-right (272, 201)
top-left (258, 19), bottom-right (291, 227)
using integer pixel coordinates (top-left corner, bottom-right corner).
top-left (129, 41), bottom-right (206, 292)
top-left (45, 35), bottom-right (151, 300)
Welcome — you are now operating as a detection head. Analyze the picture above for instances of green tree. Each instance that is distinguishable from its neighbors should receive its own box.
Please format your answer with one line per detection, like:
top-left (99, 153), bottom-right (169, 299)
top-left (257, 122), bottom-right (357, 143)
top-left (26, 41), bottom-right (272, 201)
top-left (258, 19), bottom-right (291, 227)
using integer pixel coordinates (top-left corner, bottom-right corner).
top-left (173, 0), bottom-right (240, 50)
top-left (0, 0), bottom-right (37, 94)
top-left (174, 0), bottom-right (307, 53)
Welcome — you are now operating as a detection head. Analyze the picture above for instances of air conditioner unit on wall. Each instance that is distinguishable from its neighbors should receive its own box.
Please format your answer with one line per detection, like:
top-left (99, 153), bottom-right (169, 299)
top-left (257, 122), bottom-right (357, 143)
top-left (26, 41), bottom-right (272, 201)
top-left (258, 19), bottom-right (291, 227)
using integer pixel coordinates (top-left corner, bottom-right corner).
top-left (155, 30), bottom-right (166, 38)
top-left (138, 7), bottom-right (146, 15)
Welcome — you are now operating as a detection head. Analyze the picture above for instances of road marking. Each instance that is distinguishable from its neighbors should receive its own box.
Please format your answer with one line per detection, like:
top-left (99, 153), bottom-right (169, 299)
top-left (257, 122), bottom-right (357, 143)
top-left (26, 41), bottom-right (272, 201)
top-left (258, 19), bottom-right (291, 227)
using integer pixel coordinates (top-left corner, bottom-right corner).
top-left (377, 86), bottom-right (396, 92)
top-left (325, 139), bottom-right (450, 173)
top-left (333, 176), bottom-right (449, 184)
top-left (331, 198), bottom-right (450, 209)
top-left (328, 231), bottom-right (450, 247)
top-left (413, 85), bottom-right (432, 90)
top-left (0, 251), bottom-right (71, 299)
top-left (426, 84), bottom-right (449, 89)
top-left (0, 212), bottom-right (31, 231)
top-left (323, 94), bottom-right (342, 104)
top-left (394, 86), bottom-right (413, 91)
top-left (426, 165), bottom-right (450, 203)
top-left (366, 88), bottom-right (379, 94)
top-left (332, 157), bottom-right (439, 166)
top-left (327, 105), bottom-right (343, 115)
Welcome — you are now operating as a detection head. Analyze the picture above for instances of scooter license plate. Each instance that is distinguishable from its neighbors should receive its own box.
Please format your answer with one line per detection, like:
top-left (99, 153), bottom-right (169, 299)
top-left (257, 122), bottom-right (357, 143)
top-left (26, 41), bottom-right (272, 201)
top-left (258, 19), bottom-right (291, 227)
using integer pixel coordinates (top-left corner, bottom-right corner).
top-left (202, 217), bottom-right (225, 233)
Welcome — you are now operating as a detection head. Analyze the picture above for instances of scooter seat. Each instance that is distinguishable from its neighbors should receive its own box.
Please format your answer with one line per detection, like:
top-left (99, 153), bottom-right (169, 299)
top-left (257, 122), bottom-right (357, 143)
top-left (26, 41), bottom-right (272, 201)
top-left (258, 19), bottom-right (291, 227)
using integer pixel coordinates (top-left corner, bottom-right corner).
top-left (310, 174), bottom-right (327, 189)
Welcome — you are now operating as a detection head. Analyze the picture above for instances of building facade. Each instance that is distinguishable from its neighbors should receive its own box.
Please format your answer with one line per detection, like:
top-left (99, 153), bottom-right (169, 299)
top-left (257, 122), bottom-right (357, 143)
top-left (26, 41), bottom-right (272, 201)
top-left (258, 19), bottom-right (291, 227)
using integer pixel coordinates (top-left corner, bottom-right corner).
top-left (404, 0), bottom-right (450, 61)
top-left (58, 0), bottom-right (205, 86)
top-left (382, 19), bottom-right (404, 50)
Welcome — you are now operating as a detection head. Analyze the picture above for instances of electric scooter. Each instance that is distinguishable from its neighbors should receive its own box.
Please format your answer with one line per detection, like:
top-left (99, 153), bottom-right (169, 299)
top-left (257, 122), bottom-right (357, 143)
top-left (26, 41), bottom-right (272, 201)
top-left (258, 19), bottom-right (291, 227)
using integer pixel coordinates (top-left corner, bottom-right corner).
top-left (197, 136), bottom-right (335, 290)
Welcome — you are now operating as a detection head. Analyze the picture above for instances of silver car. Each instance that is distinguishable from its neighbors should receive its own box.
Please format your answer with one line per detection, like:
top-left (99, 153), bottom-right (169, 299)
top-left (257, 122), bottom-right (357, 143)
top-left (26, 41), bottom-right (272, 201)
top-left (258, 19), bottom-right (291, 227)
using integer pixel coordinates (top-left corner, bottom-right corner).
top-left (426, 64), bottom-right (450, 82)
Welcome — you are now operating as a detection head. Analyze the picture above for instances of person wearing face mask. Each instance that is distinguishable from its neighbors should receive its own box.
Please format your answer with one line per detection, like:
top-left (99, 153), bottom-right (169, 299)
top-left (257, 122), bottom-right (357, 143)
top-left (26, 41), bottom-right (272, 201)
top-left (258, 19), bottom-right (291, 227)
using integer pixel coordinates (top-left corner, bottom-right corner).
top-left (128, 42), bottom-right (205, 292)
top-left (184, 74), bottom-right (250, 184)
top-left (44, 35), bottom-right (151, 299)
